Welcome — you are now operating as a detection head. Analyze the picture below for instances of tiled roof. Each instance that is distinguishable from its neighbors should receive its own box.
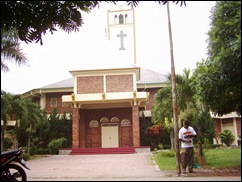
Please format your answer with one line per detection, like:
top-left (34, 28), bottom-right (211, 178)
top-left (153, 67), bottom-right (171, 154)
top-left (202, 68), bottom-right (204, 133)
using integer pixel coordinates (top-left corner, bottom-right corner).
top-left (39, 67), bottom-right (168, 90)
top-left (39, 68), bottom-right (167, 89)
top-left (41, 77), bottom-right (74, 89)
top-left (138, 67), bottom-right (168, 84)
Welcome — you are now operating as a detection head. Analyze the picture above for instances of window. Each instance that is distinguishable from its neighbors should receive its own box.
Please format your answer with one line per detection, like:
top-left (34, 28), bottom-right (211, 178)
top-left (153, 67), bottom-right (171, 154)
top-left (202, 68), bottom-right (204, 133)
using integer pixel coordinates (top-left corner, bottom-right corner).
top-left (119, 14), bottom-right (124, 24)
top-left (114, 15), bottom-right (117, 24)
top-left (90, 120), bottom-right (99, 127)
top-left (125, 14), bottom-right (128, 23)
top-left (51, 98), bottom-right (57, 107)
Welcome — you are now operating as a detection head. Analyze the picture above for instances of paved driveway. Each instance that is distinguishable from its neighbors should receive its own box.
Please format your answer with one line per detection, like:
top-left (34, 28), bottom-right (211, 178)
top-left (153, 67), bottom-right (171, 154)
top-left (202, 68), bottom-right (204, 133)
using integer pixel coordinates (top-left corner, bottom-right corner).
top-left (25, 153), bottom-right (241, 181)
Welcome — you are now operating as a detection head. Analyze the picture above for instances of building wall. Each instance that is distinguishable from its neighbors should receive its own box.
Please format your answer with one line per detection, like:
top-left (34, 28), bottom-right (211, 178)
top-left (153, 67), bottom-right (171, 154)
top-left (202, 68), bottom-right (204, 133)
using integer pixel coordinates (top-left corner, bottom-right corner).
top-left (236, 118), bottom-right (241, 137)
top-left (214, 119), bottom-right (222, 144)
top-left (213, 117), bottom-right (241, 145)
top-left (106, 75), bottom-right (133, 92)
top-left (142, 88), bottom-right (161, 110)
top-left (45, 92), bottom-right (73, 113)
top-left (77, 76), bottom-right (103, 94)
top-left (84, 108), bottom-right (133, 148)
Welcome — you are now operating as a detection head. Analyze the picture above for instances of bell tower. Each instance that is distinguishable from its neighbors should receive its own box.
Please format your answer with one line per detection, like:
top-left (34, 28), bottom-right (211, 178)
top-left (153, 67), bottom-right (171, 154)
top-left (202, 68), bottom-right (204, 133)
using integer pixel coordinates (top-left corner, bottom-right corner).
top-left (107, 5), bottom-right (137, 65)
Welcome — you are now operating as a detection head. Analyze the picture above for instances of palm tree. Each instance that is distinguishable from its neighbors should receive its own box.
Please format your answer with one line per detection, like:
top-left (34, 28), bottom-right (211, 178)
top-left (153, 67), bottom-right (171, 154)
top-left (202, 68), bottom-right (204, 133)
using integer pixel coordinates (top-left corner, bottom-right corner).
top-left (14, 98), bottom-right (46, 154)
top-left (1, 91), bottom-right (45, 152)
top-left (1, 90), bottom-right (14, 151)
top-left (152, 69), bottom-right (197, 149)
top-left (1, 28), bottom-right (28, 72)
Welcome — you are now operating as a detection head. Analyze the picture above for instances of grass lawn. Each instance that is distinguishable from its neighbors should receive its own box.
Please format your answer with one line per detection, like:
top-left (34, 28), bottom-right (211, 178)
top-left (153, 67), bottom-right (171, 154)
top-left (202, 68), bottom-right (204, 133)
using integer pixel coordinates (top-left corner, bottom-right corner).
top-left (152, 147), bottom-right (241, 170)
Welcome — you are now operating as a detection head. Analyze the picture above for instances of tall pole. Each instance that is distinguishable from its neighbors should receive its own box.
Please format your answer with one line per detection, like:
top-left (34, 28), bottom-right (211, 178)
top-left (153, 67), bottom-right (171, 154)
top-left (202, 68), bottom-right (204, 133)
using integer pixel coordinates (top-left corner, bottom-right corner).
top-left (166, 2), bottom-right (181, 175)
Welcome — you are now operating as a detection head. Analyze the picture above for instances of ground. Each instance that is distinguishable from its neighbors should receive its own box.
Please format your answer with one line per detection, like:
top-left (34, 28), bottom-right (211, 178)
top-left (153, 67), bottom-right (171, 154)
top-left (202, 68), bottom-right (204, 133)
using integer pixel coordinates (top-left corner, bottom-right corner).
top-left (194, 166), bottom-right (241, 176)
top-left (165, 166), bottom-right (241, 177)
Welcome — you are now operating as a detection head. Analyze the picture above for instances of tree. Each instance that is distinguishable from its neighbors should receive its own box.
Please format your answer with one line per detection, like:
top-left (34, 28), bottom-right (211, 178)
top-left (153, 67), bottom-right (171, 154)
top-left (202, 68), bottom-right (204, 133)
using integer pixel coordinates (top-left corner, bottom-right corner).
top-left (197, 1), bottom-right (241, 116)
top-left (1, 1), bottom-right (185, 45)
top-left (152, 69), bottom-right (197, 149)
top-left (1, 28), bottom-right (28, 72)
top-left (0, 90), bottom-right (45, 152)
top-left (1, 90), bottom-right (14, 151)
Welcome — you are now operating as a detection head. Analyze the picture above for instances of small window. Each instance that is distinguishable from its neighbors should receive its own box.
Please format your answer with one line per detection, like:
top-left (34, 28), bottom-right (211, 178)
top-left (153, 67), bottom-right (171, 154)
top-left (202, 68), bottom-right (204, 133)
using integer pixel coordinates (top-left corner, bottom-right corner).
top-left (90, 120), bottom-right (99, 127)
top-left (110, 117), bottom-right (119, 122)
top-left (121, 119), bottom-right (131, 126)
top-left (119, 14), bottom-right (124, 24)
top-left (100, 117), bottom-right (109, 123)
top-left (114, 15), bottom-right (117, 24)
top-left (125, 14), bottom-right (128, 23)
top-left (51, 98), bottom-right (57, 107)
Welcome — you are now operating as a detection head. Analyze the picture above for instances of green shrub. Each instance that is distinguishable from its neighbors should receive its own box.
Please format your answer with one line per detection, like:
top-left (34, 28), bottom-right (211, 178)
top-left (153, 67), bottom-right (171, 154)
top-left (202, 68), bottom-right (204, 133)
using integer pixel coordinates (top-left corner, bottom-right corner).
top-left (48, 137), bottom-right (68, 154)
top-left (23, 153), bottom-right (31, 161)
top-left (219, 130), bottom-right (235, 146)
top-left (3, 137), bottom-right (13, 150)
top-left (157, 143), bottom-right (163, 150)
top-left (163, 145), bottom-right (171, 149)
top-left (35, 148), bottom-right (51, 154)
top-left (159, 150), bottom-right (175, 158)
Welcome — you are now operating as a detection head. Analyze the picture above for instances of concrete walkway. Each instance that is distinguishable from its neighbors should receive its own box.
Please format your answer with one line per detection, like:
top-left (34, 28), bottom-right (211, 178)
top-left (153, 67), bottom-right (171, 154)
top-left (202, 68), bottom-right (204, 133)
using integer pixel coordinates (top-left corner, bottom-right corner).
top-left (25, 153), bottom-right (241, 181)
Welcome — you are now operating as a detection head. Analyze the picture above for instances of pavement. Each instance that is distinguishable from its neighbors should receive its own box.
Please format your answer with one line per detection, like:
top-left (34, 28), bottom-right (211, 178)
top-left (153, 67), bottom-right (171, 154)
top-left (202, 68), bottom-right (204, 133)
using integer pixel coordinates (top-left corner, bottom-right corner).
top-left (24, 152), bottom-right (241, 181)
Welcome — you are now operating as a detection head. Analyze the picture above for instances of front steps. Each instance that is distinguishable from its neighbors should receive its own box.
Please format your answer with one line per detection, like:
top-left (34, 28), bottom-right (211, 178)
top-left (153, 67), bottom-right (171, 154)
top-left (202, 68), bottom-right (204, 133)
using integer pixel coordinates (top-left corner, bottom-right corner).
top-left (69, 147), bottom-right (136, 155)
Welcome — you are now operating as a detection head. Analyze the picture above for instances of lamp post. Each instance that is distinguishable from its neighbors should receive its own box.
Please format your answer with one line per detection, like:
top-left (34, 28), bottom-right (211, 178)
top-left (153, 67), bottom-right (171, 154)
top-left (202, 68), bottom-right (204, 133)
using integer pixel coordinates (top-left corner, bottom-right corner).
top-left (166, 1), bottom-right (181, 175)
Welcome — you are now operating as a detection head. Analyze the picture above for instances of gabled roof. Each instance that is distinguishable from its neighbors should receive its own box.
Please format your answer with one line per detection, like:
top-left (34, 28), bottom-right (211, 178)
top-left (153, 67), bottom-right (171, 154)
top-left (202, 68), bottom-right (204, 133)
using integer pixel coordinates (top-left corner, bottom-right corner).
top-left (41, 67), bottom-right (168, 89)
top-left (41, 77), bottom-right (74, 89)
top-left (22, 67), bottom-right (168, 97)
top-left (138, 67), bottom-right (168, 84)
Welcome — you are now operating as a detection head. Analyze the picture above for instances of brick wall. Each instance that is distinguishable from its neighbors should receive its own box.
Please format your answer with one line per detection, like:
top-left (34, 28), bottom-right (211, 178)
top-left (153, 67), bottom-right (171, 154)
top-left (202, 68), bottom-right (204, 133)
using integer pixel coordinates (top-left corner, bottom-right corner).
top-left (77, 76), bottom-right (103, 94)
top-left (72, 108), bottom-right (80, 148)
top-left (236, 118), bottom-right (241, 136)
top-left (45, 92), bottom-right (72, 113)
top-left (138, 88), bottom-right (161, 110)
top-left (132, 104), bottom-right (140, 147)
top-left (106, 75), bottom-right (133, 92)
top-left (84, 108), bottom-right (132, 148)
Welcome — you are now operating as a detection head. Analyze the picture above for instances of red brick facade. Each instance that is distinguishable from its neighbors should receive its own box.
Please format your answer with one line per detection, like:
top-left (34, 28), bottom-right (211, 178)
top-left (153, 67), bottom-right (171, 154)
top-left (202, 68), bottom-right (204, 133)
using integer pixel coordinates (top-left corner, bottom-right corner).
top-left (45, 92), bottom-right (73, 113)
top-left (72, 107), bottom-right (135, 148)
top-left (77, 76), bottom-right (103, 94)
top-left (106, 75), bottom-right (133, 92)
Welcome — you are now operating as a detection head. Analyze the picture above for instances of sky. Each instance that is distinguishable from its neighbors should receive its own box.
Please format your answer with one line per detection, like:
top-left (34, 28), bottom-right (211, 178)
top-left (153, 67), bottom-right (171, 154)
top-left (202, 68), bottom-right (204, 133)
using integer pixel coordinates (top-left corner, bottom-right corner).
top-left (1, 1), bottom-right (216, 95)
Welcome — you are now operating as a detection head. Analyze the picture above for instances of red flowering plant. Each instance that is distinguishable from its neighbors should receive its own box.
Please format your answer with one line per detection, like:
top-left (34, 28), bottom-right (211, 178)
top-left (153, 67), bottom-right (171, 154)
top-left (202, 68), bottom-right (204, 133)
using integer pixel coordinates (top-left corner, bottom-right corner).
top-left (145, 124), bottom-right (165, 150)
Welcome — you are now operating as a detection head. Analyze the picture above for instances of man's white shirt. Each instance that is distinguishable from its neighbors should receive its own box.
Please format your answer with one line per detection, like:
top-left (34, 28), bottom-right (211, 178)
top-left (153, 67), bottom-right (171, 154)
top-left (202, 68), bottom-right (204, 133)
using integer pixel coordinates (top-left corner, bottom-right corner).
top-left (179, 126), bottom-right (197, 148)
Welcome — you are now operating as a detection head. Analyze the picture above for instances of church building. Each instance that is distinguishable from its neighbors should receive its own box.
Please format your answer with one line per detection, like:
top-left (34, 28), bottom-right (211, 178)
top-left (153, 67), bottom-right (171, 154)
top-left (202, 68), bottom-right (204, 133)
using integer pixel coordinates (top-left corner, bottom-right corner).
top-left (21, 4), bottom-right (241, 154)
top-left (22, 5), bottom-right (168, 154)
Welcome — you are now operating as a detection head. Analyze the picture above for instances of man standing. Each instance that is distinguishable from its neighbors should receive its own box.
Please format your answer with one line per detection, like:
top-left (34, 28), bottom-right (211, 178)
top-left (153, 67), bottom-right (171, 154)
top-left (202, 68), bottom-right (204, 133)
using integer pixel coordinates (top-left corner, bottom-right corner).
top-left (179, 119), bottom-right (197, 174)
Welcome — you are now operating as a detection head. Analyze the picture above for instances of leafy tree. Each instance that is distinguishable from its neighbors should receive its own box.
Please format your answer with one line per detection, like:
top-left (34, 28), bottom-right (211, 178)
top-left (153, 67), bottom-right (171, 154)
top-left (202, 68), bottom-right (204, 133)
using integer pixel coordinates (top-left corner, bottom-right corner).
top-left (196, 1), bottom-right (241, 116)
top-left (1, 28), bottom-right (28, 72)
top-left (31, 108), bottom-right (72, 149)
top-left (1, 1), bottom-right (185, 45)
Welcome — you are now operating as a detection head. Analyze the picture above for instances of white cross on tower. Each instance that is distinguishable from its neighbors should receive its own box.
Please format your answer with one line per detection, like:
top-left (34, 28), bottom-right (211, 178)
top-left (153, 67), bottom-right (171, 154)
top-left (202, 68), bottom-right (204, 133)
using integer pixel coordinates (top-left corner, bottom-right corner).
top-left (117, 31), bottom-right (127, 50)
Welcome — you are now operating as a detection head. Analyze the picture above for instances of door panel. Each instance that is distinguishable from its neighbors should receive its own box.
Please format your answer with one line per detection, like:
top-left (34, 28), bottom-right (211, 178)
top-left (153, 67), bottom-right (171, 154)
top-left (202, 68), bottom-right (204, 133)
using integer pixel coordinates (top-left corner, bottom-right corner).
top-left (101, 124), bottom-right (119, 148)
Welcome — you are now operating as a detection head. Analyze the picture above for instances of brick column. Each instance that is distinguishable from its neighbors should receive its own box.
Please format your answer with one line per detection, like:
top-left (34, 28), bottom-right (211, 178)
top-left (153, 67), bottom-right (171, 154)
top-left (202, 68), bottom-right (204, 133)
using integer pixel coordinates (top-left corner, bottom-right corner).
top-left (72, 108), bottom-right (80, 148)
top-left (79, 109), bottom-right (85, 148)
top-left (132, 103), bottom-right (140, 147)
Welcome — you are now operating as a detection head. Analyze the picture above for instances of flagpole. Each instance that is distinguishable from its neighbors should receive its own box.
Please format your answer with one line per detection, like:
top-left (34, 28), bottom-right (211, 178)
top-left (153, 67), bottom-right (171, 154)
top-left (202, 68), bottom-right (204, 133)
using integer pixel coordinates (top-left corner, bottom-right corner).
top-left (166, 1), bottom-right (181, 175)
